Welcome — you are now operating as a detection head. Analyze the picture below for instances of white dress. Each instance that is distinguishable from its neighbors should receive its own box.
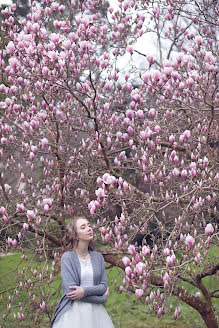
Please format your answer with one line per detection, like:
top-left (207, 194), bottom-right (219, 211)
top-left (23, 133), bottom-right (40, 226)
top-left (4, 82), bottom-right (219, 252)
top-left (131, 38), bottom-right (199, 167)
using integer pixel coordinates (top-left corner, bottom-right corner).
top-left (53, 256), bottom-right (115, 328)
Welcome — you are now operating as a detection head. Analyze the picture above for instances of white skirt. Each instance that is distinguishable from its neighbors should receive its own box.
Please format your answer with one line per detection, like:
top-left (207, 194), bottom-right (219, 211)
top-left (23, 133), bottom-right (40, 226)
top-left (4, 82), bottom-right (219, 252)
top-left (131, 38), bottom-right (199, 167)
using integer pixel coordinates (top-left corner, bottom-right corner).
top-left (53, 300), bottom-right (115, 328)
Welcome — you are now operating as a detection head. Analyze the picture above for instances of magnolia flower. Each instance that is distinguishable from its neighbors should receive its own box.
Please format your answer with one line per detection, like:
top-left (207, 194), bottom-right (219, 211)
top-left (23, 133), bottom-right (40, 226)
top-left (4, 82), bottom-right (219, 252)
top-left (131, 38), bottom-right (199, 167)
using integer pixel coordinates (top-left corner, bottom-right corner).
top-left (26, 210), bottom-right (35, 220)
top-left (40, 301), bottom-right (46, 311)
top-left (142, 245), bottom-right (150, 256)
top-left (135, 289), bottom-right (144, 299)
top-left (136, 262), bottom-right (146, 274)
top-left (12, 239), bottom-right (17, 248)
top-left (148, 108), bottom-right (156, 118)
top-left (43, 198), bottom-right (53, 207)
top-left (181, 169), bottom-right (188, 179)
top-left (172, 168), bottom-right (180, 177)
top-left (163, 272), bottom-right (170, 283)
top-left (163, 248), bottom-right (170, 256)
top-left (104, 233), bottom-right (110, 242)
top-left (0, 207), bottom-right (6, 215)
top-left (95, 188), bottom-right (105, 198)
top-left (136, 110), bottom-right (144, 119)
top-left (125, 266), bottom-right (132, 276)
top-left (123, 181), bottom-right (129, 190)
top-left (41, 138), bottom-right (48, 148)
top-left (128, 244), bottom-right (135, 255)
top-left (122, 256), bottom-right (131, 267)
top-left (154, 125), bottom-right (161, 134)
top-left (205, 223), bottom-right (214, 236)
top-left (102, 173), bottom-right (116, 185)
top-left (166, 256), bottom-right (173, 266)
top-left (17, 203), bottom-right (25, 212)
top-left (185, 234), bottom-right (195, 248)
top-left (6, 41), bottom-right (15, 54)
top-left (195, 292), bottom-right (201, 299)
top-left (23, 223), bottom-right (29, 232)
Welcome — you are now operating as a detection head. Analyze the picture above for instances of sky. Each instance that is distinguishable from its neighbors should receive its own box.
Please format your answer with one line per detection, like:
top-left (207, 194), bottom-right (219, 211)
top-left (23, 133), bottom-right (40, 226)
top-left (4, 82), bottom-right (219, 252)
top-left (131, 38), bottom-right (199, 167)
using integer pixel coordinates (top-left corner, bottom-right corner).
top-left (0, 0), bottom-right (12, 4)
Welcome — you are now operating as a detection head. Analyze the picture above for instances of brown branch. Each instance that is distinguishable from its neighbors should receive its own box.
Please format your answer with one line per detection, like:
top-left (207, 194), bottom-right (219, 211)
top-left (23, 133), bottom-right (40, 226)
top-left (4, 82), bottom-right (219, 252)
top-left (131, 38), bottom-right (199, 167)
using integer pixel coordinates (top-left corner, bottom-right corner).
top-left (211, 289), bottom-right (219, 298)
top-left (102, 252), bottom-right (209, 314)
top-left (134, 50), bottom-right (161, 67)
top-left (167, 22), bottom-right (192, 60)
top-left (12, 214), bottom-right (62, 246)
top-left (196, 263), bottom-right (219, 280)
top-left (159, 141), bottom-right (191, 157)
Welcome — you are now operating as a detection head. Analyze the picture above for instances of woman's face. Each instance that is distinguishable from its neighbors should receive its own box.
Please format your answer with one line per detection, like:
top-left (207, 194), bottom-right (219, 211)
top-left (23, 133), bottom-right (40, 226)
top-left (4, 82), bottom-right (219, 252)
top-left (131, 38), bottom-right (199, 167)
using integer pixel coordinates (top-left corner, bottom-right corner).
top-left (75, 218), bottom-right (93, 242)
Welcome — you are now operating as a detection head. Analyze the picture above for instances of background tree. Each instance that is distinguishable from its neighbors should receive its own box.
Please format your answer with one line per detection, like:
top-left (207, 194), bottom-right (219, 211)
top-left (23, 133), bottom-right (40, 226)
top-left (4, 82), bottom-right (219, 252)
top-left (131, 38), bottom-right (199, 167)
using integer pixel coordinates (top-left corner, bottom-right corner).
top-left (0, 0), bottom-right (218, 327)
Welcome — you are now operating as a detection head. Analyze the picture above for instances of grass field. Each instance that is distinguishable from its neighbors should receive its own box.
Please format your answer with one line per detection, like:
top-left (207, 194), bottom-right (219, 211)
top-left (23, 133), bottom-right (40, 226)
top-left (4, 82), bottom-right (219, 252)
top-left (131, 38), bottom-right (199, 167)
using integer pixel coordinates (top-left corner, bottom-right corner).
top-left (0, 250), bottom-right (218, 328)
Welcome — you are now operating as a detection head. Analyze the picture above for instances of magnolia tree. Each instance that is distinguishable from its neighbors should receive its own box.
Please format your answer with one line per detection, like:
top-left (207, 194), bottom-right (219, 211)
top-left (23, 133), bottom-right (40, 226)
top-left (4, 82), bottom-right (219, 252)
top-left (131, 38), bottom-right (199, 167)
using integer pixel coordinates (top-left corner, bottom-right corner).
top-left (0, 0), bottom-right (219, 327)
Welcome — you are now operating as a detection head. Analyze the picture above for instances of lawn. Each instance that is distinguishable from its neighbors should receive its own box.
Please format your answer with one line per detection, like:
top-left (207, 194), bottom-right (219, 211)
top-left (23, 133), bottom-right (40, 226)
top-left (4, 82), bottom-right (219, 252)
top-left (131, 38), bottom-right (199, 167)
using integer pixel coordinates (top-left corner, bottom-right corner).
top-left (0, 250), bottom-right (218, 328)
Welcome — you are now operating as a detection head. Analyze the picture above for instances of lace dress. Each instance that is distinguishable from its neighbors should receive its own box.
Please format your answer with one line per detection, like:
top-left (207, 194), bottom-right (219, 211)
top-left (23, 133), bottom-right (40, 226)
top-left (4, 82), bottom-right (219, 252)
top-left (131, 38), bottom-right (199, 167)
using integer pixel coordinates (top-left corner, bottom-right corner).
top-left (53, 256), bottom-right (115, 328)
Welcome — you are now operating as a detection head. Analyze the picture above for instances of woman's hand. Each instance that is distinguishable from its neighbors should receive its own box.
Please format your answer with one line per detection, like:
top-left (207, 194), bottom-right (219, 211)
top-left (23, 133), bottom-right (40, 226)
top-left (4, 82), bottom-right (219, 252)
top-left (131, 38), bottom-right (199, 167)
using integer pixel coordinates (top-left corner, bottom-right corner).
top-left (66, 286), bottom-right (85, 300)
top-left (105, 287), bottom-right (109, 297)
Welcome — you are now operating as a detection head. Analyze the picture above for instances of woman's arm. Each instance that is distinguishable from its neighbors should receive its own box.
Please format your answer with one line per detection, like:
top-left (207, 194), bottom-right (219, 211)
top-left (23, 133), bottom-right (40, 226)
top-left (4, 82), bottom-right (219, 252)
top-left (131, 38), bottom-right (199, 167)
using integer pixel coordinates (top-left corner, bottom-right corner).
top-left (61, 253), bottom-right (79, 294)
top-left (80, 293), bottom-right (108, 304)
top-left (83, 254), bottom-right (108, 297)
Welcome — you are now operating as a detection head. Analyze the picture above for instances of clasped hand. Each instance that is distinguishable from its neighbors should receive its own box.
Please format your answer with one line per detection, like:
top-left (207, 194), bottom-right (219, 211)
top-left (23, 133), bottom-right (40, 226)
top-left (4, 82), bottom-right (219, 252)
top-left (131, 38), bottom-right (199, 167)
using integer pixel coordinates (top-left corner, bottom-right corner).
top-left (66, 286), bottom-right (85, 300)
top-left (66, 286), bottom-right (110, 300)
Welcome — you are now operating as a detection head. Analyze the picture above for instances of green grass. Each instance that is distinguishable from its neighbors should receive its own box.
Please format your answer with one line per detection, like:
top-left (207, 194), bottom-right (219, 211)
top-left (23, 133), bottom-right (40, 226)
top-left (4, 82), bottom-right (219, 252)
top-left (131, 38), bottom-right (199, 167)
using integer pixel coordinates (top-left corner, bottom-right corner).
top-left (0, 251), bottom-right (218, 328)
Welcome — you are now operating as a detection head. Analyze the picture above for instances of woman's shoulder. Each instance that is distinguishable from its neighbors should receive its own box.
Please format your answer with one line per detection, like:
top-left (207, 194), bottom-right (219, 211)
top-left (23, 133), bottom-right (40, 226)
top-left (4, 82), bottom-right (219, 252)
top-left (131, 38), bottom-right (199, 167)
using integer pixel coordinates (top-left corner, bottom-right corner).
top-left (91, 250), bottom-right (104, 259)
top-left (61, 250), bottom-right (75, 261)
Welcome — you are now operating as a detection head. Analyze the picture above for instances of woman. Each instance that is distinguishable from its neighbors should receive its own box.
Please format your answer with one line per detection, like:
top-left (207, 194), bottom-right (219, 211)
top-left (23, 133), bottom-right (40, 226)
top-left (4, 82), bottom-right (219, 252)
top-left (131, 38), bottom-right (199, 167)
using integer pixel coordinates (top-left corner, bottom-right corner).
top-left (51, 216), bottom-right (115, 328)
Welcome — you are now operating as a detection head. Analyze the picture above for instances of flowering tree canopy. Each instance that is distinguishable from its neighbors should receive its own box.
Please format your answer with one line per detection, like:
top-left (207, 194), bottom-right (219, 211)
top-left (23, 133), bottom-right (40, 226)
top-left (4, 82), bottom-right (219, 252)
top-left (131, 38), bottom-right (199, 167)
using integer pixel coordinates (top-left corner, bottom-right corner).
top-left (0, 0), bottom-right (218, 327)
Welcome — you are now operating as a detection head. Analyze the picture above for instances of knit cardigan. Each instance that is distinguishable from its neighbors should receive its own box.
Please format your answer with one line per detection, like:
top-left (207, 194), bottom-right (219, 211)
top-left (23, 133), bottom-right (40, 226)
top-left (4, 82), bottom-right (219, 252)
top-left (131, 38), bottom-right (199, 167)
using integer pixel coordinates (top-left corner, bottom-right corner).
top-left (50, 250), bottom-right (108, 327)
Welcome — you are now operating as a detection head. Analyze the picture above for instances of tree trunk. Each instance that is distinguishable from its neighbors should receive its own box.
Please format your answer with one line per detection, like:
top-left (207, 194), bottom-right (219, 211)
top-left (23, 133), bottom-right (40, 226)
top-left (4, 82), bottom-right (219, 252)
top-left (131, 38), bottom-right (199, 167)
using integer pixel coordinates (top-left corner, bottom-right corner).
top-left (201, 309), bottom-right (218, 328)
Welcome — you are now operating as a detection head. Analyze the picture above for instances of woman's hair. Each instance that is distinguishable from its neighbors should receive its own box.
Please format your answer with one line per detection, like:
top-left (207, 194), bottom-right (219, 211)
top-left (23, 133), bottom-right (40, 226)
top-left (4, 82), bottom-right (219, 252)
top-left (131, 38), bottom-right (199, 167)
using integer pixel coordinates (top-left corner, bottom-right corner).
top-left (60, 216), bottom-right (96, 255)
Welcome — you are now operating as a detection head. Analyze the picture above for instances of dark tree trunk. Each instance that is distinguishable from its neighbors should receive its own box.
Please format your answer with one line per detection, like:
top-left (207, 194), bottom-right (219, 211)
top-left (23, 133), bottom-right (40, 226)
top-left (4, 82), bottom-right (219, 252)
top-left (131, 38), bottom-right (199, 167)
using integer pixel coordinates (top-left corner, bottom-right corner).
top-left (201, 309), bottom-right (218, 328)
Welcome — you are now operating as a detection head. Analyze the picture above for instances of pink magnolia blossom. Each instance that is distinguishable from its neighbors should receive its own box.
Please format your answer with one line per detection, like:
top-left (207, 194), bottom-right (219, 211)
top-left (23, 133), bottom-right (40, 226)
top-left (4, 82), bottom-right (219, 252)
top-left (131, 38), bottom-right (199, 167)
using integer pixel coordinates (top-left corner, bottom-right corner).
top-left (102, 173), bottom-right (116, 185)
top-left (166, 256), bottom-right (174, 266)
top-left (163, 248), bottom-right (170, 256)
top-left (128, 244), bottom-right (135, 255)
top-left (123, 181), bottom-right (129, 190)
top-left (104, 233), bottom-right (110, 242)
top-left (122, 256), bottom-right (131, 267)
top-left (142, 246), bottom-right (150, 256)
top-left (12, 239), bottom-right (17, 248)
top-left (136, 262), bottom-right (146, 274)
top-left (17, 203), bottom-right (25, 212)
top-left (163, 272), bottom-right (170, 283)
top-left (0, 207), bottom-right (6, 215)
top-left (26, 210), bottom-right (35, 220)
top-left (40, 301), bottom-right (46, 311)
top-left (196, 292), bottom-right (201, 299)
top-left (169, 134), bottom-right (175, 143)
top-left (185, 234), bottom-right (195, 248)
top-left (41, 138), bottom-right (48, 148)
top-left (181, 169), bottom-right (188, 179)
top-left (205, 223), bottom-right (214, 236)
top-left (6, 41), bottom-right (15, 54)
top-left (125, 266), bottom-right (132, 276)
top-left (172, 168), bottom-right (180, 177)
top-left (148, 108), bottom-right (156, 118)
top-left (136, 110), bottom-right (144, 119)
top-left (135, 289), bottom-right (144, 299)
top-left (23, 223), bottom-right (29, 232)
top-left (43, 198), bottom-right (53, 207)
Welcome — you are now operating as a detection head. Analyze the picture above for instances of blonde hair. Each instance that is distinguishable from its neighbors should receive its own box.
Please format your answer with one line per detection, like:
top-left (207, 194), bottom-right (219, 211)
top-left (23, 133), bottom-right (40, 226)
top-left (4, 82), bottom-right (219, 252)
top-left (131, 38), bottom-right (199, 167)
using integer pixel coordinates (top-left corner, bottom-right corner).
top-left (61, 216), bottom-right (96, 256)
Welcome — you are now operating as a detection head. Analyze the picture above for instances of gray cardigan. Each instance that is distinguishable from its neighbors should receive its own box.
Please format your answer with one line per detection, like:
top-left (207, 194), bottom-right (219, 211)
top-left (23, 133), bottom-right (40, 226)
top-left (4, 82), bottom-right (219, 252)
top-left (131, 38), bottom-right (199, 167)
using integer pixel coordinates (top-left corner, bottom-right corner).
top-left (51, 250), bottom-right (108, 327)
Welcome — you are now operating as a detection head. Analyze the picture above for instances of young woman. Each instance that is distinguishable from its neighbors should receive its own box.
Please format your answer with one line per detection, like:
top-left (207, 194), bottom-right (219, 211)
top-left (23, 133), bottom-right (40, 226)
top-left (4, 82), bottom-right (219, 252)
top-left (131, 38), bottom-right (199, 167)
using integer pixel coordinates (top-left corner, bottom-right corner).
top-left (51, 216), bottom-right (115, 328)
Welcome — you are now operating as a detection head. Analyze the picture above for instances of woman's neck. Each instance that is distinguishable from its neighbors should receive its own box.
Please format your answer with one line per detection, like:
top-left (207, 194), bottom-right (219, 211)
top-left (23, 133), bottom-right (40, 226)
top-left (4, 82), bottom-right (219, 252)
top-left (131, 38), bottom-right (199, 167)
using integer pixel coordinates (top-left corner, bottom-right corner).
top-left (74, 242), bottom-right (89, 256)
